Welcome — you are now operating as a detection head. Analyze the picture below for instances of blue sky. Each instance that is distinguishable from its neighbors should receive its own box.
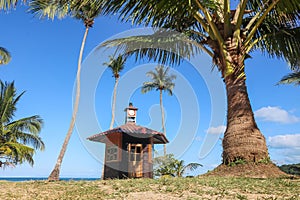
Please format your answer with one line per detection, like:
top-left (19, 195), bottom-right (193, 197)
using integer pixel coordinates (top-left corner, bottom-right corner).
top-left (1, 5), bottom-right (300, 178)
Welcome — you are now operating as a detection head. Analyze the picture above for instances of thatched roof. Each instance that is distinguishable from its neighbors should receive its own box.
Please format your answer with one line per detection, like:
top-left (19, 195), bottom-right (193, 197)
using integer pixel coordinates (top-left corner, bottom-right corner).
top-left (87, 123), bottom-right (168, 144)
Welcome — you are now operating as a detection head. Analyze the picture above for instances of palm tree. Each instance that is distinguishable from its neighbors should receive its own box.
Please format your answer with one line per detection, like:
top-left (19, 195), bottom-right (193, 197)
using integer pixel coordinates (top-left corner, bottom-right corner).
top-left (104, 55), bottom-right (126, 129)
top-left (154, 154), bottom-right (202, 177)
top-left (29, 0), bottom-right (103, 181)
top-left (101, 0), bottom-right (299, 174)
top-left (142, 66), bottom-right (176, 156)
top-left (278, 71), bottom-right (300, 86)
top-left (173, 159), bottom-right (202, 177)
top-left (0, 47), bottom-right (11, 65)
top-left (0, 81), bottom-right (44, 168)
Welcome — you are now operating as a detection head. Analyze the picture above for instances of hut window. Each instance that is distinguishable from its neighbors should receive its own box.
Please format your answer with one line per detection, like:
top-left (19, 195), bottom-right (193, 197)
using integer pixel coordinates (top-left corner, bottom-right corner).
top-left (106, 145), bottom-right (118, 162)
top-left (129, 144), bottom-right (142, 162)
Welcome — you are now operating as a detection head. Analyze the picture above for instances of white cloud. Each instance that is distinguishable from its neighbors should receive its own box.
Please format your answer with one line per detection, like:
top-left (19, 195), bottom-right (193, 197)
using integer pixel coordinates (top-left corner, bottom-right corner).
top-left (254, 106), bottom-right (300, 124)
top-left (283, 150), bottom-right (300, 164)
top-left (268, 134), bottom-right (300, 164)
top-left (268, 134), bottom-right (300, 148)
top-left (206, 125), bottom-right (226, 134)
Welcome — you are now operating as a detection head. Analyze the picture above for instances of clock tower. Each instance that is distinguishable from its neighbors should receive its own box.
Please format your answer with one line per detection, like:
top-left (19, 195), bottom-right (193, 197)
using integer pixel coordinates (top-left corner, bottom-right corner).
top-left (124, 102), bottom-right (138, 124)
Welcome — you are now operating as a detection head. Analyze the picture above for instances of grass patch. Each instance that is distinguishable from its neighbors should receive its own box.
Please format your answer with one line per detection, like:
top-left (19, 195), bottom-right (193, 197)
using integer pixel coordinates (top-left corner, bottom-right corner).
top-left (0, 176), bottom-right (299, 199)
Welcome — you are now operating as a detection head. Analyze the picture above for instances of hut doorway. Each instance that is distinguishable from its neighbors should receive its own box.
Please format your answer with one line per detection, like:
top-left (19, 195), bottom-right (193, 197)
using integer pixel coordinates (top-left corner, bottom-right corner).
top-left (128, 144), bottom-right (143, 178)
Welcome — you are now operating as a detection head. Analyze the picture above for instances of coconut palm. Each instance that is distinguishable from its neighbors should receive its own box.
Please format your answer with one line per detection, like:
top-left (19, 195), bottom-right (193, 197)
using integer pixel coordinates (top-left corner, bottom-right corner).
top-left (100, 0), bottom-right (300, 174)
top-left (0, 81), bottom-right (44, 168)
top-left (173, 159), bottom-right (202, 177)
top-left (278, 71), bottom-right (300, 86)
top-left (29, 0), bottom-right (103, 181)
top-left (0, 47), bottom-right (11, 65)
top-left (142, 66), bottom-right (176, 156)
top-left (104, 55), bottom-right (126, 129)
top-left (154, 154), bottom-right (202, 177)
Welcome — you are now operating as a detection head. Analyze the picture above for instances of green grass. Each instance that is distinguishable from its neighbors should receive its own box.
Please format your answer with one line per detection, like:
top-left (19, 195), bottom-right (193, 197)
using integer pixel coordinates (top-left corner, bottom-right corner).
top-left (0, 177), bottom-right (299, 199)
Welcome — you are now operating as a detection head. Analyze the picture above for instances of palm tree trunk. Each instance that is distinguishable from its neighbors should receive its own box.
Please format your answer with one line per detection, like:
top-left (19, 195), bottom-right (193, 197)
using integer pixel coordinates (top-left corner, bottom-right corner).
top-left (160, 89), bottom-right (166, 156)
top-left (48, 27), bottom-right (89, 181)
top-left (109, 77), bottom-right (119, 129)
top-left (222, 77), bottom-right (269, 164)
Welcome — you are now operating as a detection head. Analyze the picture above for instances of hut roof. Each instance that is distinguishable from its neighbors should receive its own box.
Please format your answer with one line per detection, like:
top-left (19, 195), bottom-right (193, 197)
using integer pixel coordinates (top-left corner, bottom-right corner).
top-left (87, 123), bottom-right (168, 144)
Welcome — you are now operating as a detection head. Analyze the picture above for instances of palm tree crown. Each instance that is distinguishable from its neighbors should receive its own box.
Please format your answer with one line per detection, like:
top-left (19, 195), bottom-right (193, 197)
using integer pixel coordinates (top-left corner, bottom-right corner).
top-left (142, 66), bottom-right (176, 95)
top-left (72, 0), bottom-right (102, 28)
top-left (104, 55), bottom-right (125, 79)
top-left (0, 81), bottom-right (44, 168)
top-left (29, 0), bottom-right (102, 26)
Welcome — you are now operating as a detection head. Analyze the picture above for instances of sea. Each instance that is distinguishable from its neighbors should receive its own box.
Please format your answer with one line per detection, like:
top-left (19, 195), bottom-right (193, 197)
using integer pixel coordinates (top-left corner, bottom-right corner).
top-left (0, 177), bottom-right (100, 182)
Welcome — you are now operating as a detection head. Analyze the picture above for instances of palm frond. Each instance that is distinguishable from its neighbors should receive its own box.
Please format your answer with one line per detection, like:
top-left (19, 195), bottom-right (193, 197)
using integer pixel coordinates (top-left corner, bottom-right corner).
top-left (0, 81), bottom-right (44, 167)
top-left (278, 71), bottom-right (300, 86)
top-left (146, 71), bottom-right (158, 80)
top-left (6, 115), bottom-right (43, 135)
top-left (184, 162), bottom-right (203, 171)
top-left (71, 0), bottom-right (103, 27)
top-left (12, 130), bottom-right (45, 151)
top-left (0, 81), bottom-right (19, 124)
top-left (4, 115), bottom-right (45, 150)
top-left (7, 142), bottom-right (35, 165)
top-left (141, 83), bottom-right (158, 94)
top-left (29, 0), bottom-right (99, 20)
top-left (248, 8), bottom-right (300, 69)
top-left (102, 0), bottom-right (189, 26)
top-left (101, 29), bottom-right (201, 67)
top-left (0, 142), bottom-right (34, 165)
top-left (29, 0), bottom-right (70, 19)
top-left (101, 0), bottom-right (217, 32)
top-left (0, 47), bottom-right (11, 65)
top-left (103, 55), bottom-right (126, 78)
top-left (0, 0), bottom-right (26, 10)
top-left (271, 0), bottom-right (300, 17)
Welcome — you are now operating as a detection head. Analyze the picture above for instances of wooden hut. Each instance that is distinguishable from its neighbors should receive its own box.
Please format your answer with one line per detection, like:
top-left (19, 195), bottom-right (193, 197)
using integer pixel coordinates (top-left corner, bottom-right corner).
top-left (87, 103), bottom-right (168, 179)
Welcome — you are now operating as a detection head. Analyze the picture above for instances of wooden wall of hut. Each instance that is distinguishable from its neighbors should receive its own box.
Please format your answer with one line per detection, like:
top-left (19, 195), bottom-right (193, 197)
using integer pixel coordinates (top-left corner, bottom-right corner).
top-left (103, 134), bottom-right (154, 179)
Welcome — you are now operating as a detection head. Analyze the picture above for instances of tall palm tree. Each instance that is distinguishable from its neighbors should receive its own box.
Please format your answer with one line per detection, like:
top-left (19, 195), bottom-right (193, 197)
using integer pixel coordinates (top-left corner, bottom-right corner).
top-left (101, 0), bottom-right (300, 174)
top-left (29, 0), bottom-right (103, 181)
top-left (0, 47), bottom-right (11, 65)
top-left (104, 55), bottom-right (126, 129)
top-left (278, 71), bottom-right (300, 86)
top-left (142, 66), bottom-right (176, 156)
top-left (0, 81), bottom-right (44, 168)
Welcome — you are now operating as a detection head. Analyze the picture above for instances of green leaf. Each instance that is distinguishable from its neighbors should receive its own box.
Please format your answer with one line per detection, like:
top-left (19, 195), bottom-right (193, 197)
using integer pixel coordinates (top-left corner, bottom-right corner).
top-left (0, 47), bottom-right (11, 65)
top-left (278, 71), bottom-right (300, 86)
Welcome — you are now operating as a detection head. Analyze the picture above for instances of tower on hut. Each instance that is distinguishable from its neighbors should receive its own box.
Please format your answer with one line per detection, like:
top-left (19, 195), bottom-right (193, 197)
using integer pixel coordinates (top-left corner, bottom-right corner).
top-left (87, 103), bottom-right (168, 179)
